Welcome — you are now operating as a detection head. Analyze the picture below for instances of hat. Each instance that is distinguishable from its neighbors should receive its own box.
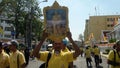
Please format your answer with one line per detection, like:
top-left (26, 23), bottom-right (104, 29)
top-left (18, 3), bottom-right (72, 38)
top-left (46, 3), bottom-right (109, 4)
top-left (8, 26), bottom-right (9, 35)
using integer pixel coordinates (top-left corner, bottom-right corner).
top-left (8, 40), bottom-right (19, 48)
top-left (62, 39), bottom-right (68, 45)
top-left (2, 42), bottom-right (9, 48)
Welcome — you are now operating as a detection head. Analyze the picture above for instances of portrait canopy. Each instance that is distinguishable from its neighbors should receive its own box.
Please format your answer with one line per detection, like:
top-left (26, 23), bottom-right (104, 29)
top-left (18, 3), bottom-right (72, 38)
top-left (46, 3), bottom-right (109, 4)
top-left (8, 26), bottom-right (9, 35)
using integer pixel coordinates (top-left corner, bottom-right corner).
top-left (43, 1), bottom-right (69, 42)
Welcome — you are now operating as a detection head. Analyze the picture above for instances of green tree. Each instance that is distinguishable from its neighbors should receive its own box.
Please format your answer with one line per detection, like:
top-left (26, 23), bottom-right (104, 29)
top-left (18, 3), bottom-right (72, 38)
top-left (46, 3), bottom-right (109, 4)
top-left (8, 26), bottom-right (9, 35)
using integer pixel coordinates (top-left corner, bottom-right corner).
top-left (0, 0), bottom-right (44, 40)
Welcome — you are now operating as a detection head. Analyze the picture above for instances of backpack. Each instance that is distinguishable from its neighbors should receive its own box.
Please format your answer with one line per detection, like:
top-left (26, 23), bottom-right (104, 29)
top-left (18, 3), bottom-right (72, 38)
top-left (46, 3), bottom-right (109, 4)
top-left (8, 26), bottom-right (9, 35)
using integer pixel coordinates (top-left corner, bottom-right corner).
top-left (108, 49), bottom-right (116, 66)
top-left (113, 49), bottom-right (116, 66)
top-left (39, 52), bottom-right (51, 68)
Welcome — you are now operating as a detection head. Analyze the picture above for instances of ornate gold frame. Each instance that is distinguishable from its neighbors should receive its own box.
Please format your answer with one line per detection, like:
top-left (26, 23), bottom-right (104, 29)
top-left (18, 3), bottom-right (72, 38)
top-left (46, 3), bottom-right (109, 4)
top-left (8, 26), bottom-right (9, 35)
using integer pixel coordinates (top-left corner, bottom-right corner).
top-left (43, 1), bottom-right (69, 42)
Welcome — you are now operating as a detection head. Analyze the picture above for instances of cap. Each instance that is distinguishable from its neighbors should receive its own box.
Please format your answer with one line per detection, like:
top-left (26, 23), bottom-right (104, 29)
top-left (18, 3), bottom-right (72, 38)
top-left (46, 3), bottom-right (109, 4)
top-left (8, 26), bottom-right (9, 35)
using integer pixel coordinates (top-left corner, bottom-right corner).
top-left (2, 42), bottom-right (9, 48)
top-left (8, 40), bottom-right (19, 48)
top-left (62, 39), bottom-right (68, 45)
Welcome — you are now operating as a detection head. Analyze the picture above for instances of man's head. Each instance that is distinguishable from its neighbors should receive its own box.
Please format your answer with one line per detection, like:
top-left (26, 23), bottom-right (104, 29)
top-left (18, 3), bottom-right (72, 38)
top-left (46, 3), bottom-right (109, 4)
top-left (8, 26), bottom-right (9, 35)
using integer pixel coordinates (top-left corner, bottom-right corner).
top-left (61, 39), bottom-right (68, 50)
top-left (8, 40), bottom-right (19, 51)
top-left (115, 40), bottom-right (120, 51)
top-left (93, 45), bottom-right (98, 48)
top-left (0, 41), bottom-right (3, 53)
top-left (62, 39), bottom-right (68, 46)
top-left (52, 41), bottom-right (62, 51)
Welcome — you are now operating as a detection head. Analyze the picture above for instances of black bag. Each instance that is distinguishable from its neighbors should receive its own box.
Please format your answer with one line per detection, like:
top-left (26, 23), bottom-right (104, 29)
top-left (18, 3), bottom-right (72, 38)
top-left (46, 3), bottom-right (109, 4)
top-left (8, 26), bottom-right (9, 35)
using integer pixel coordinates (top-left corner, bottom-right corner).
top-left (99, 58), bottom-right (102, 63)
top-left (39, 52), bottom-right (51, 68)
top-left (39, 63), bottom-right (46, 68)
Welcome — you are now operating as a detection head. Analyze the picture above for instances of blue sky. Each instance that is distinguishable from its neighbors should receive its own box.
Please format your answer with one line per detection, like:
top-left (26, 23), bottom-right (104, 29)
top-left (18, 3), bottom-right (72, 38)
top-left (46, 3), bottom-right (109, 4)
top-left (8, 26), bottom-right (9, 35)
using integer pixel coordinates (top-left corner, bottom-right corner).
top-left (38, 0), bottom-right (120, 40)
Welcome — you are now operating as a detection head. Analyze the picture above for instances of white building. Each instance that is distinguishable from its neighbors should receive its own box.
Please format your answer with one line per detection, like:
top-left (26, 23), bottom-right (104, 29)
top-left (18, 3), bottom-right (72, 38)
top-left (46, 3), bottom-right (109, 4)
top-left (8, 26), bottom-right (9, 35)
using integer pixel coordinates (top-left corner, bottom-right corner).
top-left (114, 19), bottom-right (120, 40)
top-left (107, 18), bottom-right (120, 41)
top-left (0, 17), bottom-right (15, 42)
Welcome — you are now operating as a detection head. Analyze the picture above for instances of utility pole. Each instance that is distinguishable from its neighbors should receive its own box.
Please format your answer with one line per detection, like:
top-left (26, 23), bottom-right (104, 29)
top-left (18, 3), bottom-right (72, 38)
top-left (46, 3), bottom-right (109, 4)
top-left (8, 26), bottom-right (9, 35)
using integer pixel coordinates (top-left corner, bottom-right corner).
top-left (25, 0), bottom-right (48, 49)
top-left (25, 8), bottom-right (33, 49)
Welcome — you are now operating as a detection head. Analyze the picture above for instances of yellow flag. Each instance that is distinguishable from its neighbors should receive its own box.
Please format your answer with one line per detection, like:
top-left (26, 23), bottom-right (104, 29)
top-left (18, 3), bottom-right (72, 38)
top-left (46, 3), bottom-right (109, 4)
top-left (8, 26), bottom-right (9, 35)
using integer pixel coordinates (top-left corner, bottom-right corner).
top-left (88, 33), bottom-right (94, 40)
top-left (103, 36), bottom-right (107, 41)
top-left (0, 27), bottom-right (4, 34)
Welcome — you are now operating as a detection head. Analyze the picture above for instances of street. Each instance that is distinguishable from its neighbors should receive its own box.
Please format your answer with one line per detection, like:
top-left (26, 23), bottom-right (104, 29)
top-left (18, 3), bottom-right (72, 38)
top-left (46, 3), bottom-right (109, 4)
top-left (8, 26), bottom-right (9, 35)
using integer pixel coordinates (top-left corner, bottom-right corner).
top-left (26, 55), bottom-right (109, 68)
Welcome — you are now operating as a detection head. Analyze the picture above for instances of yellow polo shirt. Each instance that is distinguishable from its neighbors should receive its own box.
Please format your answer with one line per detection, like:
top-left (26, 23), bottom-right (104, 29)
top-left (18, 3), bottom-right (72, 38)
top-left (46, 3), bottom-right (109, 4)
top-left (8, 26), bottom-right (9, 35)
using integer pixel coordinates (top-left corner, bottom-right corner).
top-left (108, 50), bottom-right (120, 68)
top-left (0, 51), bottom-right (10, 68)
top-left (38, 50), bottom-right (74, 68)
top-left (62, 47), bottom-right (70, 52)
top-left (93, 47), bottom-right (100, 55)
top-left (10, 50), bottom-right (26, 68)
top-left (85, 49), bottom-right (91, 58)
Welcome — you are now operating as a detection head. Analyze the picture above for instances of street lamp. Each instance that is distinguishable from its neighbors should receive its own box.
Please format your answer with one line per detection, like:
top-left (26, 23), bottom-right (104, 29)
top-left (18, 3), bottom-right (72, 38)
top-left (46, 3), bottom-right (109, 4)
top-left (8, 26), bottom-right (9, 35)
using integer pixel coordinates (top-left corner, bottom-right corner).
top-left (39, 0), bottom-right (48, 3)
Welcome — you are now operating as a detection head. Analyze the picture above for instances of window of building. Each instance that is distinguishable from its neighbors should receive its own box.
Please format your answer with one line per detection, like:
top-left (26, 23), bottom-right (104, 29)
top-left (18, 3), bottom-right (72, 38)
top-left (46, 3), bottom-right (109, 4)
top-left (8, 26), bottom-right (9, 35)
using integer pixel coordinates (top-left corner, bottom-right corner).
top-left (4, 34), bottom-right (11, 38)
top-left (107, 24), bottom-right (113, 27)
top-left (5, 27), bottom-right (13, 31)
top-left (107, 18), bottom-right (115, 22)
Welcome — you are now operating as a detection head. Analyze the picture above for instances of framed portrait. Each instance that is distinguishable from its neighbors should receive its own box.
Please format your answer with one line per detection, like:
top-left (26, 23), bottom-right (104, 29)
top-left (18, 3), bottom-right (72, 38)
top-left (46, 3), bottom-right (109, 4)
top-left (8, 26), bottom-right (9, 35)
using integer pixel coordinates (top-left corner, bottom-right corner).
top-left (43, 1), bottom-right (69, 42)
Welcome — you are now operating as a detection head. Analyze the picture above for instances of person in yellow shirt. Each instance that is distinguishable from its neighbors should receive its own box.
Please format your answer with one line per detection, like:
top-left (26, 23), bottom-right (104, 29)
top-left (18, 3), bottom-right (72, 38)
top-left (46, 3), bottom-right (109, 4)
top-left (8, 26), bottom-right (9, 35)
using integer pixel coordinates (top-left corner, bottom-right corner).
top-left (84, 46), bottom-right (92, 67)
top-left (0, 42), bottom-right (10, 68)
top-left (80, 47), bottom-right (84, 57)
top-left (107, 40), bottom-right (120, 68)
top-left (8, 40), bottom-right (26, 68)
top-left (61, 39), bottom-right (74, 68)
top-left (93, 45), bottom-right (100, 67)
top-left (33, 31), bottom-right (81, 68)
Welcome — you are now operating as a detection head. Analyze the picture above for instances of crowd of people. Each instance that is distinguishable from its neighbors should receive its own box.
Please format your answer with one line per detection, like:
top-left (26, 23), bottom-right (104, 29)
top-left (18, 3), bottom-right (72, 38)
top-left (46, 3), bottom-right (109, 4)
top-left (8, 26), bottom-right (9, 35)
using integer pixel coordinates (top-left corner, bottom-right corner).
top-left (0, 31), bottom-right (120, 68)
top-left (0, 40), bottom-right (29, 68)
top-left (83, 45), bottom-right (101, 68)
top-left (33, 31), bottom-right (81, 68)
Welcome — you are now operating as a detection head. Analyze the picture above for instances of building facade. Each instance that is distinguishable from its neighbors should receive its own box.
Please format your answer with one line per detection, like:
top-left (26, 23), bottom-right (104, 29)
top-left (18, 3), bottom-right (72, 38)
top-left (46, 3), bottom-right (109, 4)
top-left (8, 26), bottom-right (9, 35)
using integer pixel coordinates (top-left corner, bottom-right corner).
top-left (0, 13), bottom-right (15, 42)
top-left (107, 19), bottom-right (120, 41)
top-left (84, 15), bottom-right (120, 45)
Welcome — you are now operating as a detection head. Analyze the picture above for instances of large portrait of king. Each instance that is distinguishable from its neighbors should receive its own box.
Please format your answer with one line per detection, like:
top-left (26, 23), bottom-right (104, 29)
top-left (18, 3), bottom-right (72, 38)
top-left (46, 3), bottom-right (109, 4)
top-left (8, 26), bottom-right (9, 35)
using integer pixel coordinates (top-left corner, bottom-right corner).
top-left (43, 1), bottom-right (69, 42)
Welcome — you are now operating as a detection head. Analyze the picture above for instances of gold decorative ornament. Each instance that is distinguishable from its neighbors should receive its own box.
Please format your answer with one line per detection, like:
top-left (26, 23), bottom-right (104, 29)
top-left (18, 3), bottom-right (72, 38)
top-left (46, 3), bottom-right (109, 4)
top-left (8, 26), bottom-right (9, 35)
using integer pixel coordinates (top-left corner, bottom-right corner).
top-left (43, 1), bottom-right (69, 42)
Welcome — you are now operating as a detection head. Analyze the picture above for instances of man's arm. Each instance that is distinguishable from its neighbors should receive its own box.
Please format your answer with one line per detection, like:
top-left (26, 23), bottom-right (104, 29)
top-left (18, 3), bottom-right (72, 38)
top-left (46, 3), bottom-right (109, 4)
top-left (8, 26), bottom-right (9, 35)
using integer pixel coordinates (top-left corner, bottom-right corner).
top-left (67, 32), bottom-right (81, 58)
top-left (107, 59), bottom-right (120, 66)
top-left (21, 63), bottom-right (26, 68)
top-left (33, 31), bottom-right (47, 58)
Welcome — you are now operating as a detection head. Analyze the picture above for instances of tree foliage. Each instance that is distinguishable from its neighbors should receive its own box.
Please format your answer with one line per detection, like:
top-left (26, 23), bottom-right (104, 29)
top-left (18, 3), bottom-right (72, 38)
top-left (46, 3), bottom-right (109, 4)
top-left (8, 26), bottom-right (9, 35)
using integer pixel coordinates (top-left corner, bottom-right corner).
top-left (0, 0), bottom-right (44, 40)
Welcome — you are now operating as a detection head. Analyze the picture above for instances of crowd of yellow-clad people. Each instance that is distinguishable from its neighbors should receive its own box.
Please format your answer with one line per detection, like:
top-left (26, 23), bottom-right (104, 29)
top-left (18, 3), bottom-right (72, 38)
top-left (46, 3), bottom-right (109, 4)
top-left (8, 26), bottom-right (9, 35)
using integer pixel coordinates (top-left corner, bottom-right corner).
top-left (1, 36), bottom-right (120, 68)
top-left (0, 40), bottom-right (26, 68)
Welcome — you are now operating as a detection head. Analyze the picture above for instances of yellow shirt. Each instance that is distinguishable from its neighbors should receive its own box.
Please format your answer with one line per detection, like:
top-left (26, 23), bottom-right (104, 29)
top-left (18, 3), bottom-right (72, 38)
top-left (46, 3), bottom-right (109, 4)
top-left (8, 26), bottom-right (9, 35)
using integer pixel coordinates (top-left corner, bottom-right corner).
top-left (80, 48), bottom-right (83, 51)
top-left (93, 47), bottom-right (100, 55)
top-left (39, 50), bottom-right (74, 68)
top-left (0, 51), bottom-right (10, 68)
top-left (85, 49), bottom-right (91, 58)
top-left (62, 47), bottom-right (70, 52)
top-left (108, 50), bottom-right (120, 68)
top-left (10, 50), bottom-right (26, 68)
top-left (90, 47), bottom-right (93, 53)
